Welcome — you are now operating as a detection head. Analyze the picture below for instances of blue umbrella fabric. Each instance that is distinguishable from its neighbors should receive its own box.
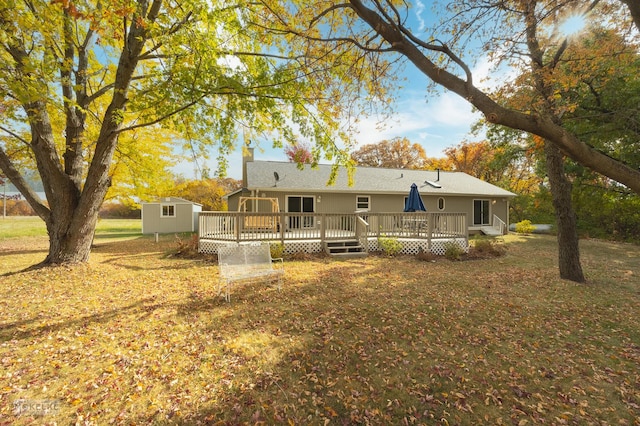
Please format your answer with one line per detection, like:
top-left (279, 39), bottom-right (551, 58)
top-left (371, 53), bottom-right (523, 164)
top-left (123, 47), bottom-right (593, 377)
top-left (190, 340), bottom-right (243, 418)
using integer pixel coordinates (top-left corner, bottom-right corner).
top-left (404, 183), bottom-right (426, 212)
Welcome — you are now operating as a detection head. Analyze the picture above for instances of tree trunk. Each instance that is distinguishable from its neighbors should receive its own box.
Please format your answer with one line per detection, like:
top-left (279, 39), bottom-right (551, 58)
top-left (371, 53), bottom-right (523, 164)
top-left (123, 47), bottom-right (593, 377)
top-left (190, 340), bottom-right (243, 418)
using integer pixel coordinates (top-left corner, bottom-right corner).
top-left (544, 141), bottom-right (585, 283)
top-left (1, 2), bottom-right (157, 267)
top-left (621, 0), bottom-right (640, 32)
top-left (43, 208), bottom-right (99, 264)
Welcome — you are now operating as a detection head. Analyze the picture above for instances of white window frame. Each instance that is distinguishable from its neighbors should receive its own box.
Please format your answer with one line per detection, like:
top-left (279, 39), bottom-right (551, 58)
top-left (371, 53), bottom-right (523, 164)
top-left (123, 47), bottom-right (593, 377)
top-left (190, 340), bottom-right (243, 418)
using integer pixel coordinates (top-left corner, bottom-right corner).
top-left (356, 195), bottom-right (370, 211)
top-left (161, 204), bottom-right (176, 218)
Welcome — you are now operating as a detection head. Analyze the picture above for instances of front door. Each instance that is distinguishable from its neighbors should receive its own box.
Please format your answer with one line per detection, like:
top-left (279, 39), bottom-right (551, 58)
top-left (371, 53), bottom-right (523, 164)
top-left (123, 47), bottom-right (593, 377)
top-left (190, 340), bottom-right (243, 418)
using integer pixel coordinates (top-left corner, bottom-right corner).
top-left (287, 196), bottom-right (315, 229)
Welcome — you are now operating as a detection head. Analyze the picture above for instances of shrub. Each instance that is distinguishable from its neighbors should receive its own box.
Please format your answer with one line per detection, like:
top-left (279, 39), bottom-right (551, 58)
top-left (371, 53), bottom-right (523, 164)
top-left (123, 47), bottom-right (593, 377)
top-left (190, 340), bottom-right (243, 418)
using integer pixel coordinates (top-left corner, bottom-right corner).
top-left (515, 219), bottom-right (535, 234)
top-left (172, 234), bottom-right (200, 258)
top-left (472, 238), bottom-right (507, 257)
top-left (269, 242), bottom-right (285, 259)
top-left (473, 238), bottom-right (493, 253)
top-left (444, 241), bottom-right (465, 261)
top-left (99, 202), bottom-right (141, 219)
top-left (378, 236), bottom-right (403, 256)
top-left (4, 200), bottom-right (36, 216)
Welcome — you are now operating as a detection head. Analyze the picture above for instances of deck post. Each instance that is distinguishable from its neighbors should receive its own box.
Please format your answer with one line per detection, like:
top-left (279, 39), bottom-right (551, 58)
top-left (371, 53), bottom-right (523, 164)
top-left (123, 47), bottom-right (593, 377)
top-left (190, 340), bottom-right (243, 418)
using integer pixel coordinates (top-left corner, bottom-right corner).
top-left (427, 212), bottom-right (433, 252)
top-left (235, 213), bottom-right (241, 243)
top-left (280, 212), bottom-right (285, 245)
top-left (320, 213), bottom-right (326, 246)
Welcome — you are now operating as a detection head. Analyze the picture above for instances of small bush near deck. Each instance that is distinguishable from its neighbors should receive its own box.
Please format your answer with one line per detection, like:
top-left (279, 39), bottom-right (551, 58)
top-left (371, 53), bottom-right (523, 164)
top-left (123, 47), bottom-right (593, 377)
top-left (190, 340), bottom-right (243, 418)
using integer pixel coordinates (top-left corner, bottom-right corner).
top-left (444, 241), bottom-right (465, 261)
top-left (269, 241), bottom-right (285, 259)
top-left (171, 233), bottom-right (201, 258)
top-left (378, 236), bottom-right (403, 256)
top-left (515, 219), bottom-right (535, 234)
top-left (472, 238), bottom-right (507, 257)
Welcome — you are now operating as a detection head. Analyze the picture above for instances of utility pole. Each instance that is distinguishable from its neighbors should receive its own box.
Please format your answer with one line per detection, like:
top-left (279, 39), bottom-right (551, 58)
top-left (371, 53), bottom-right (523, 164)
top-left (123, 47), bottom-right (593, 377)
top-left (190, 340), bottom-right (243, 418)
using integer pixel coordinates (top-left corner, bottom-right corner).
top-left (2, 179), bottom-right (5, 219)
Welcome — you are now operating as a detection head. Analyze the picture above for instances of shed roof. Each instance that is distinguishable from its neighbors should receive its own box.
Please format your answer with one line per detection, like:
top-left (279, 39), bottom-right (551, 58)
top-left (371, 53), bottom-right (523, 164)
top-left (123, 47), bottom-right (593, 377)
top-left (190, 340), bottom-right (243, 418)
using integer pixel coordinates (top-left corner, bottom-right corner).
top-left (246, 161), bottom-right (516, 197)
top-left (143, 197), bottom-right (202, 206)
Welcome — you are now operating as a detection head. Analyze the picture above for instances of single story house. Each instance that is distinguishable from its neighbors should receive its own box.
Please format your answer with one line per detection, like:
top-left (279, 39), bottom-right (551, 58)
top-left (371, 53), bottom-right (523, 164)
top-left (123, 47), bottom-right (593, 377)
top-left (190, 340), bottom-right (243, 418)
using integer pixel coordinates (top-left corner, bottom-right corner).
top-left (141, 197), bottom-right (202, 234)
top-left (225, 149), bottom-right (516, 236)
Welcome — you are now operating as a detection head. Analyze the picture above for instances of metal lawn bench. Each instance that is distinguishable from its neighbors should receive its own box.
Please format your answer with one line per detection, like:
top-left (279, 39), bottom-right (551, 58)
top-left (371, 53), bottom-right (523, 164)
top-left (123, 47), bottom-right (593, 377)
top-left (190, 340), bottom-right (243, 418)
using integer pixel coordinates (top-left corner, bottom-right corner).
top-left (217, 242), bottom-right (283, 302)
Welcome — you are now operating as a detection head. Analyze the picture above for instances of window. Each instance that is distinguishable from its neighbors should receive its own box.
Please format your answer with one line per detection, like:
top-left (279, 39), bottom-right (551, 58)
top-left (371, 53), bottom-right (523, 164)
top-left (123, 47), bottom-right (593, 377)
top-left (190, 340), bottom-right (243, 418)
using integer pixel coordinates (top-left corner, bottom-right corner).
top-left (161, 204), bottom-right (175, 217)
top-left (438, 197), bottom-right (445, 211)
top-left (473, 199), bottom-right (490, 225)
top-left (356, 195), bottom-right (370, 211)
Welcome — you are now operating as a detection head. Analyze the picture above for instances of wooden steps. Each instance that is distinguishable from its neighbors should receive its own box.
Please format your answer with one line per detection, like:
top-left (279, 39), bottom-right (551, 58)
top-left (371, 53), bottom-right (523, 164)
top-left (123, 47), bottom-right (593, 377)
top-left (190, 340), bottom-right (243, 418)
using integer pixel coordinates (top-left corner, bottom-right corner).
top-left (480, 226), bottom-right (502, 236)
top-left (324, 240), bottom-right (367, 259)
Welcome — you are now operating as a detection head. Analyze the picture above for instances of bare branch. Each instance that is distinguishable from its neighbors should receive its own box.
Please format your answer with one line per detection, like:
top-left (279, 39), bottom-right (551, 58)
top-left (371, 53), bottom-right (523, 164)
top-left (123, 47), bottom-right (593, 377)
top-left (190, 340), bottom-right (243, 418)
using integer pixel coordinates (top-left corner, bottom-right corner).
top-left (309, 3), bottom-right (352, 28)
top-left (0, 125), bottom-right (30, 145)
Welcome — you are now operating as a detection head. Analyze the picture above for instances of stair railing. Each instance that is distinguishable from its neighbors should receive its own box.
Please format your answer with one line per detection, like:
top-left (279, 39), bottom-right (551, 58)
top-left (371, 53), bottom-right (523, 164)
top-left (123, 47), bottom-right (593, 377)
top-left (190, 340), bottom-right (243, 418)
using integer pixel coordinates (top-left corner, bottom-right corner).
top-left (356, 215), bottom-right (369, 252)
top-left (492, 214), bottom-right (507, 235)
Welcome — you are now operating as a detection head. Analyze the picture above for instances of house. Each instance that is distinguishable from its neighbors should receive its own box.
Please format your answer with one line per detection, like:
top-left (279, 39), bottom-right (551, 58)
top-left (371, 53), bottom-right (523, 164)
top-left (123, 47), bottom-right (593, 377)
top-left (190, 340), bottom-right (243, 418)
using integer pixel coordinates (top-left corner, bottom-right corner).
top-left (225, 149), bottom-right (516, 235)
top-left (197, 149), bottom-right (516, 256)
top-left (141, 197), bottom-right (202, 234)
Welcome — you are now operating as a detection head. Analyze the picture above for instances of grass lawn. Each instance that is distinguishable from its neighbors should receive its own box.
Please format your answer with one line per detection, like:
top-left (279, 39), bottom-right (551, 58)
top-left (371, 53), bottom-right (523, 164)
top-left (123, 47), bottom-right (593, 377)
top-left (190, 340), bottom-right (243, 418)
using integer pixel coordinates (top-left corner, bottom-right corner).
top-left (0, 220), bottom-right (639, 424)
top-left (0, 216), bottom-right (141, 240)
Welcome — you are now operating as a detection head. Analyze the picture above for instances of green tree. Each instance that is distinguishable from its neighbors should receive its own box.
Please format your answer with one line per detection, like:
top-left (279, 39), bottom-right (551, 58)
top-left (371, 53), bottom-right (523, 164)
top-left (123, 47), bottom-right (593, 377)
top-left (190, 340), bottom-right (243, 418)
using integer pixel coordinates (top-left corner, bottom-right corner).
top-left (550, 29), bottom-right (640, 242)
top-left (484, 13), bottom-right (640, 280)
top-left (482, 127), bottom-right (549, 223)
top-left (0, 0), bottom-right (384, 265)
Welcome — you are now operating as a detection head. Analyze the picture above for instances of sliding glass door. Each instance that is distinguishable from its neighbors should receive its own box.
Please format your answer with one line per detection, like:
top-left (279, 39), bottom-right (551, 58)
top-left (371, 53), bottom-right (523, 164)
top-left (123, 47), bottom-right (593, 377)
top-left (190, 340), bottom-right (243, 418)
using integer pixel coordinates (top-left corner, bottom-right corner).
top-left (287, 196), bottom-right (315, 229)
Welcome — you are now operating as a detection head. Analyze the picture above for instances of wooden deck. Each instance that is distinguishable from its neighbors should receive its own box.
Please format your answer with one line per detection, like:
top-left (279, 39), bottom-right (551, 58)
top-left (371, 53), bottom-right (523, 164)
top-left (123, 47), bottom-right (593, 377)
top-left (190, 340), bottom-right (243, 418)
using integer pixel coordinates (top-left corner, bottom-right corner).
top-left (199, 212), bottom-right (469, 256)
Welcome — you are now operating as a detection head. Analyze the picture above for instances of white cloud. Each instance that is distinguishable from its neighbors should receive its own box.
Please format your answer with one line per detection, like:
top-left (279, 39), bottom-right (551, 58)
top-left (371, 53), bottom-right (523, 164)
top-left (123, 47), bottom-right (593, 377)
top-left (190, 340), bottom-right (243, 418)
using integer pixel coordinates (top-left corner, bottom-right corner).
top-left (350, 90), bottom-right (482, 156)
top-left (470, 51), bottom-right (521, 93)
top-left (217, 55), bottom-right (246, 73)
top-left (415, 1), bottom-right (426, 32)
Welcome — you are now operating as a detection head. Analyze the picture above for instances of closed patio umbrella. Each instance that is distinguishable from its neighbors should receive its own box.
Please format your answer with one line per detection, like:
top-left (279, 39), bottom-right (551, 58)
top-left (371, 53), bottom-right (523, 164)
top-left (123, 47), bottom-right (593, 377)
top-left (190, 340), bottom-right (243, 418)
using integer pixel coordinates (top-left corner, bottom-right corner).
top-left (404, 183), bottom-right (426, 212)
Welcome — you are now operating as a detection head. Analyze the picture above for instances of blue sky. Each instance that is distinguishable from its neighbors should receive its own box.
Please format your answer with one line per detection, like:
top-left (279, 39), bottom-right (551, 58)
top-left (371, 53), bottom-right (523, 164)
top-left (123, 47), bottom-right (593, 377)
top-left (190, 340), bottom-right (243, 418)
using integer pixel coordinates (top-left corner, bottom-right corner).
top-left (170, 2), bottom-right (595, 181)
top-left (175, 2), bottom-right (493, 181)
top-left (187, 78), bottom-right (490, 182)
top-left (179, 88), bottom-right (485, 181)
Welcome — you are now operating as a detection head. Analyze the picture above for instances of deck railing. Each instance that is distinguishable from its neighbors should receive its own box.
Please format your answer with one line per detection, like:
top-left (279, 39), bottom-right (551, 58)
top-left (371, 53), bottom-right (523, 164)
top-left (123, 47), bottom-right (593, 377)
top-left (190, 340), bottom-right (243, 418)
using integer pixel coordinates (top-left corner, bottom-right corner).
top-left (199, 211), bottom-right (467, 245)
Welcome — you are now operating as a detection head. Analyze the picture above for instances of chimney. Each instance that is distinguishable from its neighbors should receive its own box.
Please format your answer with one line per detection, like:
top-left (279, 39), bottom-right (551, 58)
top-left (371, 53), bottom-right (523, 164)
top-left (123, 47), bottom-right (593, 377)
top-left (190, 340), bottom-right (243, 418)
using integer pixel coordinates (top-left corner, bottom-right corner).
top-left (242, 146), bottom-right (254, 188)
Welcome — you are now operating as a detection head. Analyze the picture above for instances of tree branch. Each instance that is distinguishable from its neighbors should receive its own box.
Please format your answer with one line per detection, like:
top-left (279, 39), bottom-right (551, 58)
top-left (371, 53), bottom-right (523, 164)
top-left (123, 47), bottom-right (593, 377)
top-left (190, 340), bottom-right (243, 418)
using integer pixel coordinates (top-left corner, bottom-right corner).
top-left (620, 0), bottom-right (640, 31)
top-left (345, 0), bottom-right (640, 194)
top-left (0, 125), bottom-right (30, 145)
top-left (0, 145), bottom-right (50, 220)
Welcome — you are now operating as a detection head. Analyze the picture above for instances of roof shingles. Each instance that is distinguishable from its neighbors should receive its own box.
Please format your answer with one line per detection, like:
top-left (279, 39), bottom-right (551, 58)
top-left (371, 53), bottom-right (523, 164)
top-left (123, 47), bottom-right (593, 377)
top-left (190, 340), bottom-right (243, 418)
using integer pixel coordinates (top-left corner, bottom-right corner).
top-left (246, 161), bottom-right (515, 197)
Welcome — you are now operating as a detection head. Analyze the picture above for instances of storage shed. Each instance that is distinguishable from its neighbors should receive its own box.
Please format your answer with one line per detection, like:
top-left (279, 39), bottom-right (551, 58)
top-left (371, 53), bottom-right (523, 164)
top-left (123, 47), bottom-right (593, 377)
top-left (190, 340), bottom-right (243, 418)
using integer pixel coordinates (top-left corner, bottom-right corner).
top-left (141, 197), bottom-right (202, 234)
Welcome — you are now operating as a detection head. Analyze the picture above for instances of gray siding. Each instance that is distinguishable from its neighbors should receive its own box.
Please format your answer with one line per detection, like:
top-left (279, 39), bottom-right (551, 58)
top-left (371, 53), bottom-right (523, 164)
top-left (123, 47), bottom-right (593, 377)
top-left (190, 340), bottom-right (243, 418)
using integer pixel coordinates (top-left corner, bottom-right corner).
top-left (226, 190), bottom-right (510, 234)
top-left (141, 202), bottom-right (200, 234)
